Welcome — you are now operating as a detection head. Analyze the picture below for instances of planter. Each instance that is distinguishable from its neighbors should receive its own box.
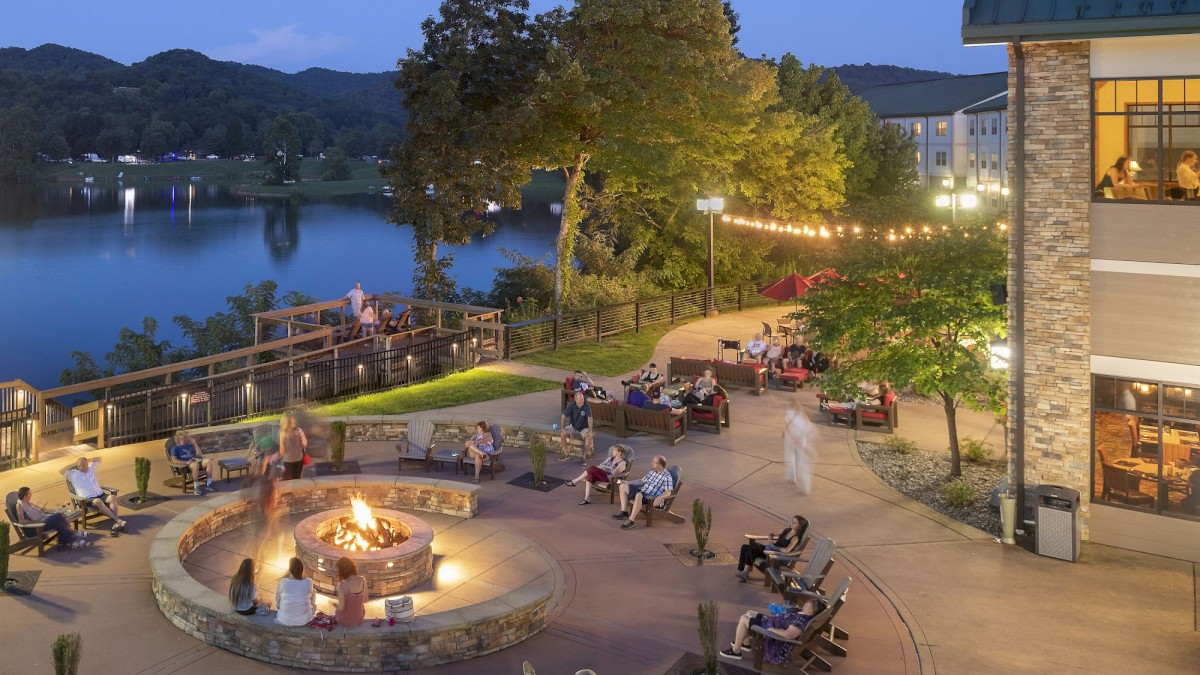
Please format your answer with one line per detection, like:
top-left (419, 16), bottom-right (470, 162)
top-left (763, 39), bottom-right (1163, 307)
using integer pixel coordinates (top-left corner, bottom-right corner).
top-left (999, 494), bottom-right (1017, 545)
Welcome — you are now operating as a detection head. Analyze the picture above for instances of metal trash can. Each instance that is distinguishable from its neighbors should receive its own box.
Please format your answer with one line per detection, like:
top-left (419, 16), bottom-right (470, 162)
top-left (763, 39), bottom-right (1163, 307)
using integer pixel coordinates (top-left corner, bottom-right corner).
top-left (1035, 484), bottom-right (1080, 562)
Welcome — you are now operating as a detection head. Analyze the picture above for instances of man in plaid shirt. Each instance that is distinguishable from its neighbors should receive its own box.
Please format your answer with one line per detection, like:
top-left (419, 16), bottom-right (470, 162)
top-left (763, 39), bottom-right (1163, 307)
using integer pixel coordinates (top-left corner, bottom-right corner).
top-left (612, 455), bottom-right (673, 530)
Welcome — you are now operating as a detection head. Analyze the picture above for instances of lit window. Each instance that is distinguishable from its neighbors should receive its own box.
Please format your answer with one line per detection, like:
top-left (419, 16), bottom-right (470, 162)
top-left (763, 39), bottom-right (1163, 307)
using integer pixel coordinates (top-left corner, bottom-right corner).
top-left (935, 151), bottom-right (947, 167)
top-left (915, 150), bottom-right (921, 165)
top-left (911, 122), bottom-right (922, 137)
top-left (969, 152), bottom-right (976, 168)
top-left (991, 154), bottom-right (998, 170)
top-left (935, 121), bottom-right (948, 136)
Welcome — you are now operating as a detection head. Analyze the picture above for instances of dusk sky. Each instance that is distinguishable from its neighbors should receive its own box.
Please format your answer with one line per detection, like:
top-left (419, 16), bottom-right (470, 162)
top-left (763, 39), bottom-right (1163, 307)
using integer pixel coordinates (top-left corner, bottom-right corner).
top-left (1, 0), bottom-right (1004, 75)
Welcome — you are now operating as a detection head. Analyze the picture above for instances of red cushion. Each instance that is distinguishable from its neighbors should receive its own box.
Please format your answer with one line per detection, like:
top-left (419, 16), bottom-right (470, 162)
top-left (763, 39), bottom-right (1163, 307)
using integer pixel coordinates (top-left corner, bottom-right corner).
top-left (692, 410), bottom-right (714, 420)
top-left (882, 391), bottom-right (897, 407)
top-left (828, 405), bottom-right (852, 414)
top-left (861, 411), bottom-right (887, 420)
top-left (712, 395), bottom-right (724, 407)
top-left (565, 378), bottom-right (574, 390)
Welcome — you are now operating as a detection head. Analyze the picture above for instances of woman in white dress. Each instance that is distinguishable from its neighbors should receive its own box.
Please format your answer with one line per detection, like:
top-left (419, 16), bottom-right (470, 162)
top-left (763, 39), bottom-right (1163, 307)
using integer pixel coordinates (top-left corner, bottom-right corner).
top-left (784, 400), bottom-right (814, 495)
top-left (274, 557), bottom-right (316, 626)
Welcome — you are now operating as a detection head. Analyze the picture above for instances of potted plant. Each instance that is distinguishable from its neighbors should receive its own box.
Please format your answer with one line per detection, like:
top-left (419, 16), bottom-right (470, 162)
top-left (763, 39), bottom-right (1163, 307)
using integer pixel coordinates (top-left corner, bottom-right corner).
top-left (530, 436), bottom-right (548, 485)
top-left (696, 600), bottom-right (719, 675)
top-left (52, 633), bottom-right (82, 675)
top-left (133, 457), bottom-right (151, 503)
top-left (330, 421), bottom-right (347, 472)
top-left (690, 498), bottom-right (714, 562)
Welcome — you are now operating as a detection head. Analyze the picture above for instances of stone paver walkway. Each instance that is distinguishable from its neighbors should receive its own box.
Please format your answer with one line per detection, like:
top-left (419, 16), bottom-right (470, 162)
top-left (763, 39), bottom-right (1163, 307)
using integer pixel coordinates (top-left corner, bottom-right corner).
top-left (2, 305), bottom-right (1196, 674)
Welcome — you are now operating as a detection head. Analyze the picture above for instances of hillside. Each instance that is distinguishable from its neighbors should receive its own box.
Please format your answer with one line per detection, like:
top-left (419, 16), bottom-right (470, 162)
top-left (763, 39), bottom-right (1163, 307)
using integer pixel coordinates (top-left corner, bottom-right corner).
top-left (829, 63), bottom-right (955, 94)
top-left (0, 45), bottom-right (404, 163)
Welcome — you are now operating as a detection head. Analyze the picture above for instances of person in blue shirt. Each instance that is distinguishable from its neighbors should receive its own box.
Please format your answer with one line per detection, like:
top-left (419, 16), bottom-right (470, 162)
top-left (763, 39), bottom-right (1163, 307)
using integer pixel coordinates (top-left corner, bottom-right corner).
top-left (612, 455), bottom-right (673, 530)
top-left (169, 430), bottom-right (215, 495)
top-left (559, 391), bottom-right (595, 463)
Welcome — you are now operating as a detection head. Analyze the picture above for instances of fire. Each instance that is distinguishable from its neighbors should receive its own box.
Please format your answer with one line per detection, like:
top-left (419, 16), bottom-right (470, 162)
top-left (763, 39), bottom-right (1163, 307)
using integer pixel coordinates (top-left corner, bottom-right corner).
top-left (321, 496), bottom-right (403, 552)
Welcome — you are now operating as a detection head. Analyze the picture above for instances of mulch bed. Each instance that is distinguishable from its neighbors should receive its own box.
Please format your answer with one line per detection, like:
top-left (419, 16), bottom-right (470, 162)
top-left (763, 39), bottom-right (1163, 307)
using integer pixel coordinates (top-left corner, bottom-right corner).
top-left (858, 440), bottom-right (1005, 537)
top-left (311, 461), bottom-right (362, 477)
top-left (506, 472), bottom-right (567, 493)
top-left (664, 651), bottom-right (758, 675)
top-left (118, 492), bottom-right (171, 511)
top-left (664, 543), bottom-right (736, 568)
top-left (1, 571), bottom-right (41, 597)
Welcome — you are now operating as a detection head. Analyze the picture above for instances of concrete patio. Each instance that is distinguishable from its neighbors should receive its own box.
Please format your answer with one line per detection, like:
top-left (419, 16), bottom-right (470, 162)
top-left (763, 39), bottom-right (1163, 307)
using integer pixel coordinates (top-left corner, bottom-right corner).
top-left (3, 306), bottom-right (1197, 674)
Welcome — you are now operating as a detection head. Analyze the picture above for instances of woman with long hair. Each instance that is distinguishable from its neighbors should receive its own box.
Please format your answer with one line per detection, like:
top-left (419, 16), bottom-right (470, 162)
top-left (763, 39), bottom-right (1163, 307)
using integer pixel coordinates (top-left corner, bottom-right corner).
top-left (228, 558), bottom-right (262, 615)
top-left (464, 421), bottom-right (495, 484)
top-left (279, 414), bottom-right (308, 481)
top-left (274, 557), bottom-right (316, 626)
top-left (334, 557), bottom-right (368, 627)
top-left (565, 444), bottom-right (630, 505)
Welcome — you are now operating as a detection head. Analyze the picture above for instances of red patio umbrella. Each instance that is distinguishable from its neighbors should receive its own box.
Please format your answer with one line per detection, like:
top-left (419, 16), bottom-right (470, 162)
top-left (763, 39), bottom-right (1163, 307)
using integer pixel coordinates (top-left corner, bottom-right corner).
top-left (808, 268), bottom-right (840, 284)
top-left (759, 273), bottom-right (816, 304)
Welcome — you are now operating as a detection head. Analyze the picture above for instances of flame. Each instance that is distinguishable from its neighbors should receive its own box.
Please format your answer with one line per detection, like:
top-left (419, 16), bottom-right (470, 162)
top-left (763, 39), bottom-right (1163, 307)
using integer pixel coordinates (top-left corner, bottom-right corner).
top-left (351, 497), bottom-right (376, 530)
top-left (323, 496), bottom-right (400, 552)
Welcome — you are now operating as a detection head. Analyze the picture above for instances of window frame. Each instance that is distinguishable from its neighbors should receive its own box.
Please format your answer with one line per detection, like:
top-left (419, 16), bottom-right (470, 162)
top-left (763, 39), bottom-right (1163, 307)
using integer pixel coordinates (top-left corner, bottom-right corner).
top-left (935, 120), bottom-right (948, 137)
top-left (911, 121), bottom-right (922, 137)
top-left (935, 151), bottom-right (947, 167)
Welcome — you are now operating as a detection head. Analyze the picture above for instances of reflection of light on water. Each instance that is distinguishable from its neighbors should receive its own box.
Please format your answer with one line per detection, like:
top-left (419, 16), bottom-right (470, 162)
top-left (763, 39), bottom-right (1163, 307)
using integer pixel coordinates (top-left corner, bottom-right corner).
top-left (549, 201), bottom-right (563, 216)
top-left (188, 184), bottom-right (194, 226)
top-left (123, 187), bottom-right (136, 228)
top-left (436, 561), bottom-right (463, 585)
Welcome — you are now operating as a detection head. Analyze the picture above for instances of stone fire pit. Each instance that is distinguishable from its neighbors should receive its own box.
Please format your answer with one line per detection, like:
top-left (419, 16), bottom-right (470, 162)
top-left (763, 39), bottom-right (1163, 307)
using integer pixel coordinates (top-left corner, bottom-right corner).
top-left (294, 507), bottom-right (433, 597)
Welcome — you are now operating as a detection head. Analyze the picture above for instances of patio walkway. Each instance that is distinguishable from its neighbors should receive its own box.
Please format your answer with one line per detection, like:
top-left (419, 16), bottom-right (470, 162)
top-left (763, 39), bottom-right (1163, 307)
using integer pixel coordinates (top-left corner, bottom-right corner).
top-left (2, 306), bottom-right (1196, 674)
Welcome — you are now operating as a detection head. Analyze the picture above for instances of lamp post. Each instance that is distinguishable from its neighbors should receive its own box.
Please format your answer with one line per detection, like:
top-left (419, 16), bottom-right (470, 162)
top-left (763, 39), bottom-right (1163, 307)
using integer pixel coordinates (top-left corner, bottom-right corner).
top-left (935, 192), bottom-right (978, 224)
top-left (696, 196), bottom-right (724, 315)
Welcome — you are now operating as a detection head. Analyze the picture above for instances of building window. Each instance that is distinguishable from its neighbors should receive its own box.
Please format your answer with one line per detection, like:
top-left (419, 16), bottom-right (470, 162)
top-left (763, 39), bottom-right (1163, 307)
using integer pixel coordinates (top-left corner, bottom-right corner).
top-left (1092, 375), bottom-right (1200, 518)
top-left (991, 154), bottom-right (998, 170)
top-left (935, 121), bottom-right (948, 136)
top-left (980, 121), bottom-right (987, 136)
top-left (915, 150), bottom-right (921, 165)
top-left (935, 151), bottom-right (947, 166)
top-left (969, 152), bottom-right (976, 168)
top-left (969, 119), bottom-right (975, 136)
top-left (1093, 77), bottom-right (1200, 204)
top-left (911, 122), bottom-right (922, 137)
top-left (991, 118), bottom-right (998, 135)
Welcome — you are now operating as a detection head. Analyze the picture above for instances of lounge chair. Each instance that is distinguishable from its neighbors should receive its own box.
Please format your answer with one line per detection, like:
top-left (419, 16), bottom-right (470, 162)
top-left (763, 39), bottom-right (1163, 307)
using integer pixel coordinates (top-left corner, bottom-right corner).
top-left (5, 492), bottom-right (76, 556)
top-left (63, 477), bottom-right (118, 531)
top-left (767, 536), bottom-right (836, 600)
top-left (592, 445), bottom-right (635, 504)
top-left (749, 515), bottom-right (810, 585)
top-left (396, 419), bottom-right (435, 471)
top-left (750, 575), bottom-right (852, 672)
top-left (165, 444), bottom-right (209, 494)
top-left (637, 464), bottom-right (684, 526)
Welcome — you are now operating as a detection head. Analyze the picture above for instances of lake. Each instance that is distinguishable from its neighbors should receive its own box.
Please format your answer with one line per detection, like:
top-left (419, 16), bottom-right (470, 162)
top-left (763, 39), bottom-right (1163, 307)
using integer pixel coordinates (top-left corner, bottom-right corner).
top-left (0, 182), bottom-right (560, 390)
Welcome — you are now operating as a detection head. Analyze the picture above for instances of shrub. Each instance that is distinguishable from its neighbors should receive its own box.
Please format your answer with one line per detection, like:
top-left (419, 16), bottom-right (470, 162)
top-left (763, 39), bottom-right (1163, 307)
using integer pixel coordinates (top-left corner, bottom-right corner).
top-left (884, 436), bottom-right (917, 455)
top-left (52, 633), bottom-right (82, 675)
top-left (0, 524), bottom-right (9, 588)
top-left (959, 437), bottom-right (993, 463)
top-left (691, 498), bottom-right (712, 559)
top-left (329, 421), bottom-right (347, 470)
top-left (941, 478), bottom-right (978, 508)
top-left (134, 457), bottom-right (151, 502)
top-left (697, 601), bottom-right (719, 675)
top-left (530, 436), bottom-right (548, 484)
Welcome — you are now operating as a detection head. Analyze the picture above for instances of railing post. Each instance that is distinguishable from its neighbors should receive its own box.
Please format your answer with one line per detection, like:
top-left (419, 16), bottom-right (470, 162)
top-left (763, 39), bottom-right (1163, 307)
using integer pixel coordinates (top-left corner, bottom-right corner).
top-left (738, 284), bottom-right (744, 311)
top-left (596, 309), bottom-right (602, 343)
top-left (96, 401), bottom-right (107, 450)
top-left (553, 317), bottom-right (560, 351)
top-left (144, 391), bottom-right (152, 441)
top-left (670, 295), bottom-right (676, 325)
top-left (635, 302), bottom-right (641, 333)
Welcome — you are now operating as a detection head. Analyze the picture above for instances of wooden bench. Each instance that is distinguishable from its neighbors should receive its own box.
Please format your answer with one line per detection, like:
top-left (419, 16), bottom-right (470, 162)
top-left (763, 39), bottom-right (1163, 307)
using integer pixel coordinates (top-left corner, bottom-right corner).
top-left (668, 357), bottom-right (766, 396)
top-left (622, 405), bottom-right (687, 445)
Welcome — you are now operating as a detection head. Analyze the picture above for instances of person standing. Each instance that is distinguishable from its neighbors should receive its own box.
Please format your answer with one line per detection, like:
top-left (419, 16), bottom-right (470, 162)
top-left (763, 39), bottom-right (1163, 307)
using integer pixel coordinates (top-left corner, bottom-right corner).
top-left (360, 302), bottom-right (377, 337)
top-left (345, 282), bottom-right (365, 318)
top-left (784, 401), bottom-right (814, 495)
top-left (280, 414), bottom-right (308, 480)
top-left (62, 457), bottom-right (126, 536)
top-left (1177, 150), bottom-right (1198, 199)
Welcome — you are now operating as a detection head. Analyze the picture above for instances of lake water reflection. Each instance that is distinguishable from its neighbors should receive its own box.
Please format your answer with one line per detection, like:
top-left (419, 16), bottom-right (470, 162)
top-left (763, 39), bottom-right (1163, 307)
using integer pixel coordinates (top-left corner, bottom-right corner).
top-left (0, 182), bottom-right (559, 389)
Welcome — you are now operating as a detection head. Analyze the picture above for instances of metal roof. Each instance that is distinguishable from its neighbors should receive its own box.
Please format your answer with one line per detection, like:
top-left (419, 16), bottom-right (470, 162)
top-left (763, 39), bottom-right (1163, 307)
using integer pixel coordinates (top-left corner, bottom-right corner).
top-left (858, 72), bottom-right (1008, 118)
top-left (963, 92), bottom-right (1007, 113)
top-left (963, 0), bottom-right (1200, 44)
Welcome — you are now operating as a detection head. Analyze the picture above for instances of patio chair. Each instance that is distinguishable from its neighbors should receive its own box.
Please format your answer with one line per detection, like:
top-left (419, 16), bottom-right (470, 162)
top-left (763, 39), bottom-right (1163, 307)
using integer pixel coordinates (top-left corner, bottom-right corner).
top-left (750, 515), bottom-right (810, 585)
top-left (455, 423), bottom-right (506, 479)
top-left (396, 419), bottom-right (435, 471)
top-left (637, 464), bottom-right (684, 526)
top-left (165, 444), bottom-right (209, 494)
top-left (767, 536), bottom-right (836, 600)
top-left (5, 492), bottom-right (71, 557)
top-left (687, 386), bottom-right (730, 434)
top-left (593, 445), bottom-right (635, 504)
top-left (63, 477), bottom-right (118, 531)
top-left (1100, 463), bottom-right (1154, 507)
top-left (750, 575), bottom-right (852, 672)
top-left (761, 322), bottom-right (773, 339)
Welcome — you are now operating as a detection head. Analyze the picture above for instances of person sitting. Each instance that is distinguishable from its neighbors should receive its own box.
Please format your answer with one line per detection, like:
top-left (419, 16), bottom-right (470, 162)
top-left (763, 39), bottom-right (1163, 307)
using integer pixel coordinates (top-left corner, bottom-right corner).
top-left (570, 370), bottom-right (610, 401)
top-left (1178, 150), bottom-right (1199, 200)
top-left (682, 368), bottom-right (718, 406)
top-left (565, 444), bottom-right (630, 505)
top-left (745, 333), bottom-right (768, 363)
top-left (275, 557), bottom-right (317, 626)
top-left (62, 457), bottom-right (126, 536)
top-left (622, 363), bottom-right (664, 399)
top-left (170, 430), bottom-right (216, 495)
top-left (612, 455), bottom-right (673, 530)
top-left (1095, 155), bottom-right (1135, 196)
top-left (785, 338), bottom-right (806, 370)
top-left (719, 606), bottom-right (813, 663)
top-left (334, 557), bottom-right (367, 628)
top-left (15, 487), bottom-right (90, 551)
top-left (626, 387), bottom-right (651, 408)
top-left (764, 337), bottom-right (785, 377)
top-left (464, 420), bottom-right (496, 484)
top-left (736, 515), bottom-right (805, 582)
top-left (559, 391), bottom-right (595, 463)
top-left (650, 389), bottom-right (686, 415)
top-left (229, 558), bottom-right (265, 616)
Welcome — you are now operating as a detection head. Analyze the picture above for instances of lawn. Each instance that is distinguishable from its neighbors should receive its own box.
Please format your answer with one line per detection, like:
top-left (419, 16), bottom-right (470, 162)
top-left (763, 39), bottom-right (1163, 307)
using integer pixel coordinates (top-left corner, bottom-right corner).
top-left (307, 370), bottom-right (559, 416)
top-left (516, 320), bottom-right (691, 376)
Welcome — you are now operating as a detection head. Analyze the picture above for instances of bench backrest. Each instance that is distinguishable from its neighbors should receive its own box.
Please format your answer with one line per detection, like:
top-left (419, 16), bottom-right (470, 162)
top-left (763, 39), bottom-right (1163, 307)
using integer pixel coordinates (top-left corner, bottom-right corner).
top-left (624, 405), bottom-right (672, 429)
top-left (488, 423), bottom-right (504, 455)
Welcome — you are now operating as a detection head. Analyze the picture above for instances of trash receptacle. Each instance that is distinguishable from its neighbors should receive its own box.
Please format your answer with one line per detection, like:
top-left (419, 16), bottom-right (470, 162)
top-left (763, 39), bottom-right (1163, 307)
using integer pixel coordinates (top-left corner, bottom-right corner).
top-left (1035, 484), bottom-right (1080, 562)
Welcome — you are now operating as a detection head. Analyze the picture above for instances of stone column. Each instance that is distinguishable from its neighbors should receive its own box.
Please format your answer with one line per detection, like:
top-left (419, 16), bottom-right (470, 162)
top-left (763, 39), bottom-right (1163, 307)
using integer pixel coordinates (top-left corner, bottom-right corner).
top-left (1008, 41), bottom-right (1094, 534)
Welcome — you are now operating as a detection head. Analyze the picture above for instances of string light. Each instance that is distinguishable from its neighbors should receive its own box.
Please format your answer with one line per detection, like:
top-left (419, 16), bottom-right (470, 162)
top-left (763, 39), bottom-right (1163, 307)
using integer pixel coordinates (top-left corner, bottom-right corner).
top-left (718, 213), bottom-right (1007, 241)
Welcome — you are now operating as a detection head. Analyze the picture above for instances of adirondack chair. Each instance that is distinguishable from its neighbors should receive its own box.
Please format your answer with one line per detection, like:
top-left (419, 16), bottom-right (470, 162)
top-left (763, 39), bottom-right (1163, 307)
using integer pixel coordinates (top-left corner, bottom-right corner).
top-left (637, 464), bottom-right (684, 526)
top-left (396, 419), bottom-right (435, 471)
top-left (476, 423), bottom-right (506, 479)
top-left (767, 536), bottom-right (837, 600)
top-left (749, 515), bottom-right (811, 585)
top-left (750, 575), bottom-right (852, 672)
top-left (63, 476), bottom-right (118, 531)
top-left (165, 443), bottom-right (208, 494)
top-left (5, 492), bottom-right (73, 556)
top-left (592, 445), bottom-right (635, 504)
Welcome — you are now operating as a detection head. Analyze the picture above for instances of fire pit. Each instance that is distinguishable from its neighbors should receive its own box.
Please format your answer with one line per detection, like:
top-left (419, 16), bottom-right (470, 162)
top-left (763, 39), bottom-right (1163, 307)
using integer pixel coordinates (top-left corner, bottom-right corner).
top-left (294, 498), bottom-right (434, 597)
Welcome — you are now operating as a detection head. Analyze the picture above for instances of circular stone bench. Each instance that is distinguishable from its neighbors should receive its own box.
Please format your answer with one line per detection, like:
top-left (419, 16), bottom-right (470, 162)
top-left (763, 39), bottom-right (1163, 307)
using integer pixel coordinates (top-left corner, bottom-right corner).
top-left (150, 475), bottom-right (555, 671)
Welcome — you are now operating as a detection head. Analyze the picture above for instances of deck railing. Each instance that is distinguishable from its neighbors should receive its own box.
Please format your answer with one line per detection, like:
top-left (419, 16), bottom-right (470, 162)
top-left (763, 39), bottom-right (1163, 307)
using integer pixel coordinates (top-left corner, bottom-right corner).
top-left (504, 280), bottom-right (776, 358)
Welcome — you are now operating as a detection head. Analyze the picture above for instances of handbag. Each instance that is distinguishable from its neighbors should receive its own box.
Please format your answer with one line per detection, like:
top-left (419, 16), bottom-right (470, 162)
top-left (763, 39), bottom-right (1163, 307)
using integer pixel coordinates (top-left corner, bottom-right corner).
top-left (385, 596), bottom-right (414, 622)
top-left (302, 452), bottom-right (312, 466)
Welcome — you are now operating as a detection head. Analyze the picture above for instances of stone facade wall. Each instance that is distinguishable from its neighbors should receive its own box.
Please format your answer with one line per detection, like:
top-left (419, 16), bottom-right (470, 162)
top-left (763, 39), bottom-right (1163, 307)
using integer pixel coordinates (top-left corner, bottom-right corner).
top-left (1007, 42), bottom-right (1094, 532)
top-left (343, 418), bottom-right (583, 458)
top-left (151, 477), bottom-right (552, 670)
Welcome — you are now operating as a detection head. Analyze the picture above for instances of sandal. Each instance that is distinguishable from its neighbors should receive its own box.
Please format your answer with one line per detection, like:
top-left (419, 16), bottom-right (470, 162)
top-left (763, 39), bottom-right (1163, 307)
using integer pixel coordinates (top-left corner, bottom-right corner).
top-left (578, 499), bottom-right (590, 506)
top-left (472, 478), bottom-right (480, 484)
top-left (565, 480), bottom-right (576, 487)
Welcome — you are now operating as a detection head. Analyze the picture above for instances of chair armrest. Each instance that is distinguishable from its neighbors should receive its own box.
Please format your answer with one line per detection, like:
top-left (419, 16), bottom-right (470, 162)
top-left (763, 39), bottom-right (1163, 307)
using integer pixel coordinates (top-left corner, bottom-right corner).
top-left (102, 486), bottom-right (118, 494)
top-left (744, 534), bottom-right (771, 541)
top-left (17, 521), bottom-right (47, 530)
top-left (749, 625), bottom-right (804, 646)
top-left (766, 551), bottom-right (809, 562)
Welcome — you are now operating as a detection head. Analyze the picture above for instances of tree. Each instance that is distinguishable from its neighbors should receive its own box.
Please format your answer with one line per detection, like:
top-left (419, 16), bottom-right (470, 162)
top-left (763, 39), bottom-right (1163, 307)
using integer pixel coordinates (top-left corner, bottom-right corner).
top-left (173, 280), bottom-right (282, 360)
top-left (224, 117), bottom-right (244, 157)
top-left (140, 118), bottom-right (176, 159)
top-left (843, 120), bottom-right (921, 225)
top-left (262, 117), bottom-right (301, 183)
top-left (799, 225), bottom-right (1007, 477)
top-left (93, 126), bottom-right (131, 161)
top-left (0, 104), bottom-right (40, 179)
top-left (321, 146), bottom-right (351, 181)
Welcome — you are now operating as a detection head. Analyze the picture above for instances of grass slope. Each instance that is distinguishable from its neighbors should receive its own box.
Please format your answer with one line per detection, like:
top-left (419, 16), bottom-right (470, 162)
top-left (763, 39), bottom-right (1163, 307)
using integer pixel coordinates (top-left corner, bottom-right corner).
top-left (310, 370), bottom-right (558, 417)
top-left (517, 320), bottom-right (690, 376)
